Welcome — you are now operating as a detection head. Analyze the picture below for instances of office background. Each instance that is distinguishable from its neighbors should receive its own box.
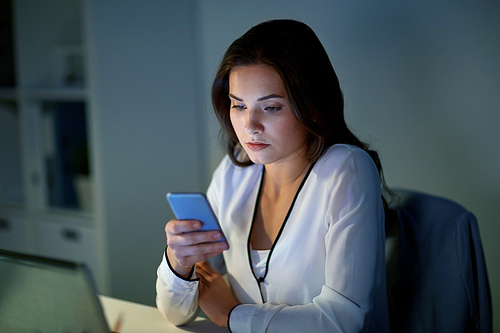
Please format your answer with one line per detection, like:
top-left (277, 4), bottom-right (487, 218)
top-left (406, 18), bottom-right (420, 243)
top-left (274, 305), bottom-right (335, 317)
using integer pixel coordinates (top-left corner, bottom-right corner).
top-left (1, 0), bottom-right (498, 330)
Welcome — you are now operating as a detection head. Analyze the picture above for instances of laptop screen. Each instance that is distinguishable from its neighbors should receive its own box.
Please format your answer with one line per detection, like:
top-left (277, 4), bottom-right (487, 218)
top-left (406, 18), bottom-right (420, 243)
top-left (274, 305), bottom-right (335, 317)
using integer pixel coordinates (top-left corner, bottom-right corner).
top-left (0, 249), bottom-right (109, 333)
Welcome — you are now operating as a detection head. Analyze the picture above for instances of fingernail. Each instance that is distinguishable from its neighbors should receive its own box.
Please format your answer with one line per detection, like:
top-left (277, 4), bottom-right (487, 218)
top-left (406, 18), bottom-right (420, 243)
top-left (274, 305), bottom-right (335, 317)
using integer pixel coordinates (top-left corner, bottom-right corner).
top-left (220, 243), bottom-right (228, 250)
top-left (193, 221), bottom-right (201, 229)
top-left (213, 232), bottom-right (222, 240)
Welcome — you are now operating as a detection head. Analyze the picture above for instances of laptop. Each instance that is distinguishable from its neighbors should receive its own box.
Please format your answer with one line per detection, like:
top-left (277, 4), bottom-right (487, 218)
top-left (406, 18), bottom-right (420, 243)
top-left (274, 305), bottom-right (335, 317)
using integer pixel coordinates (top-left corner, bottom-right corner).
top-left (0, 249), bottom-right (110, 332)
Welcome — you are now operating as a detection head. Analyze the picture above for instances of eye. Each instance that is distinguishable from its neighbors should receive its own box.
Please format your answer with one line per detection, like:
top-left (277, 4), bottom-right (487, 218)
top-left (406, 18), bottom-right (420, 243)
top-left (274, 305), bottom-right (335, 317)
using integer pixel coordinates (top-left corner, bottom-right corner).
top-left (231, 104), bottom-right (246, 111)
top-left (264, 106), bottom-right (282, 113)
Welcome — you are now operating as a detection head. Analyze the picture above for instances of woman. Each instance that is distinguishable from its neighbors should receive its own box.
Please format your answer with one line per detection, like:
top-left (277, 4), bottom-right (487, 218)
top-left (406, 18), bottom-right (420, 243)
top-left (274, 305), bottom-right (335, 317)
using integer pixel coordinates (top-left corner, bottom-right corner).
top-left (156, 19), bottom-right (390, 332)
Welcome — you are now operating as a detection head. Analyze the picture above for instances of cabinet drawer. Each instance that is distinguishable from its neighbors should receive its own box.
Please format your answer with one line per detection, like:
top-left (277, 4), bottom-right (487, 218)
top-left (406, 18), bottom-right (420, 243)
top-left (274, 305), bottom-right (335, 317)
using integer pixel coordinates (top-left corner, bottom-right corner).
top-left (36, 221), bottom-right (100, 280)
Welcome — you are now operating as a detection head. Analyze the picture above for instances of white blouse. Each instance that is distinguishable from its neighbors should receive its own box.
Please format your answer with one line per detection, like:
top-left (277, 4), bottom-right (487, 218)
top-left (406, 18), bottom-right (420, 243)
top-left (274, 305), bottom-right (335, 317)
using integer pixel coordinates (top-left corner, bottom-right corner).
top-left (156, 144), bottom-right (389, 332)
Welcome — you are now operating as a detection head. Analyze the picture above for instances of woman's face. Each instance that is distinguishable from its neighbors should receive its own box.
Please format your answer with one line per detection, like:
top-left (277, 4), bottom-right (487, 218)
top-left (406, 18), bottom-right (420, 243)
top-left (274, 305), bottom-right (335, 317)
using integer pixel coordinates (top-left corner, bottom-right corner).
top-left (228, 65), bottom-right (309, 166)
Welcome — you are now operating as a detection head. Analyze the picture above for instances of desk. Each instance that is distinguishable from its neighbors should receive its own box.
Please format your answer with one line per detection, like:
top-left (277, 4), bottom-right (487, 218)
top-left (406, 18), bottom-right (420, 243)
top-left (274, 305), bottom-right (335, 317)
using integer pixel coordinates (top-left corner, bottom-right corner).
top-left (99, 295), bottom-right (227, 333)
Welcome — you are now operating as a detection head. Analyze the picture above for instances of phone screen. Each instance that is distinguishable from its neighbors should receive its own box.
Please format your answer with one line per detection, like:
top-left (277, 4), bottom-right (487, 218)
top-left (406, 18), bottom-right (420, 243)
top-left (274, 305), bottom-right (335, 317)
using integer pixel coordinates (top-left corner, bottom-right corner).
top-left (166, 192), bottom-right (225, 241)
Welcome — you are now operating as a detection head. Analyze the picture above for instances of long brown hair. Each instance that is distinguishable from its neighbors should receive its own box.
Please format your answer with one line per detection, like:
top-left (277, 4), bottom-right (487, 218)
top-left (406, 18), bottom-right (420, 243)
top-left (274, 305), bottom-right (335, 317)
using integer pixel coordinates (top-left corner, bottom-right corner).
top-left (211, 19), bottom-right (391, 204)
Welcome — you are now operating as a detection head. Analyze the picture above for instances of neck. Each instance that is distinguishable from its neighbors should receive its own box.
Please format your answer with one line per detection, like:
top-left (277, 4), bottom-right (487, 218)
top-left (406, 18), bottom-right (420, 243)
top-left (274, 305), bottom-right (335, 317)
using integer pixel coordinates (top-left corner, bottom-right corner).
top-left (263, 157), bottom-right (312, 199)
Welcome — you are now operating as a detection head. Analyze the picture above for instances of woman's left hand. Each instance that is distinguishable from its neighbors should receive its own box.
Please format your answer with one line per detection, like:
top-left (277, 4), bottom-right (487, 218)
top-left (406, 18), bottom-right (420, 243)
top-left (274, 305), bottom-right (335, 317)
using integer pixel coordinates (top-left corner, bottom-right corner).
top-left (196, 261), bottom-right (240, 327)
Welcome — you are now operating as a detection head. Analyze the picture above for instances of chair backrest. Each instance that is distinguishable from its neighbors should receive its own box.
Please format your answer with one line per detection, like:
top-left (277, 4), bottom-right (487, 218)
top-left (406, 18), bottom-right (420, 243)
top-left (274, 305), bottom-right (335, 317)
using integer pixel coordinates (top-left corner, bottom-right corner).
top-left (385, 189), bottom-right (492, 333)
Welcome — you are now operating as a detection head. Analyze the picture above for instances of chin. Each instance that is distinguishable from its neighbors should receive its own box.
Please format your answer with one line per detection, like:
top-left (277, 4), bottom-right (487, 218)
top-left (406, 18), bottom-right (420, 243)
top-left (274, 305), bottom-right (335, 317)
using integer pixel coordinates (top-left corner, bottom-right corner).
top-left (243, 148), bottom-right (281, 166)
top-left (245, 152), bottom-right (269, 165)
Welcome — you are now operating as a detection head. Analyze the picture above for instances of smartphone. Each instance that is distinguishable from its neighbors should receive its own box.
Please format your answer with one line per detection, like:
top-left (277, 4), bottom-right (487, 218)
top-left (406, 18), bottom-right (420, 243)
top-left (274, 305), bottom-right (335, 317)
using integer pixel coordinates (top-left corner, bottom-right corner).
top-left (166, 192), bottom-right (225, 241)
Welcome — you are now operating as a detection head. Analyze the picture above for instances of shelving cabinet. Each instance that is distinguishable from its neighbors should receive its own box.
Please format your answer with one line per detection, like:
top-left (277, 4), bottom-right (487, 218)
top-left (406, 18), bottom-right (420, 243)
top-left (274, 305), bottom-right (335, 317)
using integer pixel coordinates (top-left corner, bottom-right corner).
top-left (0, 0), bottom-right (103, 287)
top-left (1, 0), bottom-right (205, 304)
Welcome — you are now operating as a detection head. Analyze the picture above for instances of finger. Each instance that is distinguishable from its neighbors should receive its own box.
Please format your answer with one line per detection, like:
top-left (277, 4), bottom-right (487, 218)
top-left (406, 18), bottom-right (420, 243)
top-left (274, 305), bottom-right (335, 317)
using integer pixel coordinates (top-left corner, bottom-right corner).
top-left (196, 261), bottom-right (223, 286)
top-left (196, 260), bottom-right (218, 274)
top-left (195, 262), bottom-right (208, 277)
top-left (165, 219), bottom-right (202, 235)
top-left (195, 263), bottom-right (211, 282)
top-left (171, 241), bottom-right (228, 258)
top-left (196, 264), bottom-right (207, 279)
top-left (176, 249), bottom-right (223, 269)
top-left (168, 230), bottom-right (225, 248)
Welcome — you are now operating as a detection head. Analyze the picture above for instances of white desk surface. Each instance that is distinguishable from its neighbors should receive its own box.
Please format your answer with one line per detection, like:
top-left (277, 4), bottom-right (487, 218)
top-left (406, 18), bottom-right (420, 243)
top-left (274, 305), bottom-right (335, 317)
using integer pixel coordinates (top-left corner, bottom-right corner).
top-left (99, 295), bottom-right (227, 333)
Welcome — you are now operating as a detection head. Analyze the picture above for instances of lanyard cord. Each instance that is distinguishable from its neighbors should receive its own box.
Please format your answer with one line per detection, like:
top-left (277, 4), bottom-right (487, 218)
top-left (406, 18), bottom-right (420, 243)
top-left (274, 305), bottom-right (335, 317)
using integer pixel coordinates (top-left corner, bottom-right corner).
top-left (246, 161), bottom-right (316, 303)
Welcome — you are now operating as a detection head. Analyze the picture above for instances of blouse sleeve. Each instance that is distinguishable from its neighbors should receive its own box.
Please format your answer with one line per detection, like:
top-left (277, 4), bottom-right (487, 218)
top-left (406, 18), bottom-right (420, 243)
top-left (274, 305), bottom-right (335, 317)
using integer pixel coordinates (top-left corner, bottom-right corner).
top-left (155, 157), bottom-right (229, 326)
top-left (229, 148), bottom-right (388, 332)
top-left (155, 252), bottom-right (200, 326)
top-left (156, 248), bottom-right (228, 326)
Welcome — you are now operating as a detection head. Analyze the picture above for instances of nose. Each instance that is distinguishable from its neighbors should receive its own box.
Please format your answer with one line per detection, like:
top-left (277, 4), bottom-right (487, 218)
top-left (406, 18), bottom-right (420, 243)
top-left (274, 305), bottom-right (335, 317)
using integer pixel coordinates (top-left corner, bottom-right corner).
top-left (245, 108), bottom-right (264, 135)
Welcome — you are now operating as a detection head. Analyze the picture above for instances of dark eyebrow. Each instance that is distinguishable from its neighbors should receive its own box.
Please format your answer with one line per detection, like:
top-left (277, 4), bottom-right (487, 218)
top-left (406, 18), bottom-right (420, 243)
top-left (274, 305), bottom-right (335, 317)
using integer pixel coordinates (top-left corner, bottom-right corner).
top-left (228, 94), bottom-right (243, 102)
top-left (228, 94), bottom-right (285, 102)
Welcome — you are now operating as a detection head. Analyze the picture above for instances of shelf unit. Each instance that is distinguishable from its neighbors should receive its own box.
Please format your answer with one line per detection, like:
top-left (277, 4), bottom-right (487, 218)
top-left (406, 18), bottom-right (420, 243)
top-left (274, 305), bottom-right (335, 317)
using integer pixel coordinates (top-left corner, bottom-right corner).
top-left (0, 0), bottom-right (102, 287)
top-left (2, 0), bottom-right (206, 304)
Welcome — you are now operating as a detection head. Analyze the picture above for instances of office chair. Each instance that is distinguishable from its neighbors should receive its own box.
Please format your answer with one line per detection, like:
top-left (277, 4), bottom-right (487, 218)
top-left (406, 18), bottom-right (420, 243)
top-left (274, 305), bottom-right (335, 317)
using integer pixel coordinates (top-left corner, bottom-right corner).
top-left (385, 189), bottom-right (492, 332)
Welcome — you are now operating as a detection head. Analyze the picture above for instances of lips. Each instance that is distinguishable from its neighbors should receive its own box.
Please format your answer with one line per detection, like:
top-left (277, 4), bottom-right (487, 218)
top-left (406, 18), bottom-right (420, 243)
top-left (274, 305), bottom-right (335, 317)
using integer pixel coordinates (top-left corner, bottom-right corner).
top-left (246, 141), bottom-right (269, 151)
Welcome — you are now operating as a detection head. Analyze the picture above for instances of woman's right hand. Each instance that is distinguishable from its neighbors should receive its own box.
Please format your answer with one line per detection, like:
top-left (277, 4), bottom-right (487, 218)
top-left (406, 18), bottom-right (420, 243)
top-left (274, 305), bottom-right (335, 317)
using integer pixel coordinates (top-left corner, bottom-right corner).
top-left (165, 219), bottom-right (229, 278)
